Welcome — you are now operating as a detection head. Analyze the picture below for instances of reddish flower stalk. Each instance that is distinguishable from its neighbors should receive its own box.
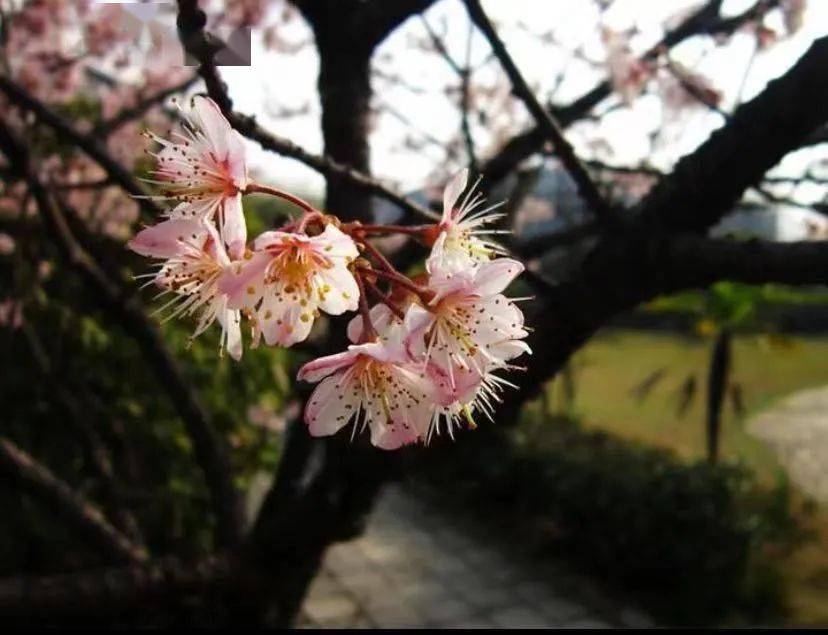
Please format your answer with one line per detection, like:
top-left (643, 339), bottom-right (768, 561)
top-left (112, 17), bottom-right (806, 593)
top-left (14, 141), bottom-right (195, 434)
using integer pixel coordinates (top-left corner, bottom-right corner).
top-left (354, 271), bottom-right (378, 342)
top-left (354, 223), bottom-right (432, 237)
top-left (361, 239), bottom-right (403, 275)
top-left (244, 182), bottom-right (320, 215)
top-left (364, 279), bottom-right (406, 320)
top-left (358, 265), bottom-right (433, 304)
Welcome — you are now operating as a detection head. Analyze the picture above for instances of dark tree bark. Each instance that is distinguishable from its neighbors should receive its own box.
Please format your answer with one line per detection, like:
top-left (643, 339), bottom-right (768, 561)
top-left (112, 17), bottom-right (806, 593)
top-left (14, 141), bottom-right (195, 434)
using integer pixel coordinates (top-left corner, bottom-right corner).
top-left (706, 328), bottom-right (732, 464)
top-left (313, 36), bottom-right (373, 221)
top-left (213, 1), bottom-right (436, 626)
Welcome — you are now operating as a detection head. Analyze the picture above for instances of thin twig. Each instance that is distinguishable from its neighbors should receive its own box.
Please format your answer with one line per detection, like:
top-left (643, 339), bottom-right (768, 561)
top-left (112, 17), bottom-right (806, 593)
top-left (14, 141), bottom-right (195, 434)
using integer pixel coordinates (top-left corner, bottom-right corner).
top-left (93, 74), bottom-right (199, 137)
top-left (0, 555), bottom-right (232, 617)
top-left (464, 0), bottom-right (613, 223)
top-left (174, 0), bottom-right (439, 224)
top-left (0, 436), bottom-right (148, 564)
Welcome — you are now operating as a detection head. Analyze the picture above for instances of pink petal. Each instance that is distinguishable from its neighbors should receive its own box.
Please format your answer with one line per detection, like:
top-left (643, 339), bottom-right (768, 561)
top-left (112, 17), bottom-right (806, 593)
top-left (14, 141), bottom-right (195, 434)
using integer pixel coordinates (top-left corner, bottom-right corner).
top-left (219, 193), bottom-right (247, 260)
top-left (473, 258), bottom-right (524, 296)
top-left (127, 218), bottom-right (205, 259)
top-left (402, 304), bottom-right (434, 358)
top-left (252, 230), bottom-right (299, 251)
top-left (226, 129), bottom-right (248, 190)
top-left (309, 224), bottom-right (359, 260)
top-left (442, 168), bottom-right (468, 224)
top-left (304, 374), bottom-right (359, 437)
top-left (219, 250), bottom-right (271, 309)
top-left (316, 266), bottom-right (359, 316)
top-left (192, 95), bottom-right (230, 156)
top-left (297, 348), bottom-right (360, 383)
top-left (370, 421), bottom-right (421, 450)
top-left (347, 304), bottom-right (397, 344)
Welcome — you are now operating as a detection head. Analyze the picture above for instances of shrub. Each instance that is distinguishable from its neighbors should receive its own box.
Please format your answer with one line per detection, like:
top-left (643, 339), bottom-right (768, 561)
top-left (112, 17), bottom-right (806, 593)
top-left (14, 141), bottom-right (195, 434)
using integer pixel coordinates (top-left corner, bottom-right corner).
top-left (413, 416), bottom-right (798, 624)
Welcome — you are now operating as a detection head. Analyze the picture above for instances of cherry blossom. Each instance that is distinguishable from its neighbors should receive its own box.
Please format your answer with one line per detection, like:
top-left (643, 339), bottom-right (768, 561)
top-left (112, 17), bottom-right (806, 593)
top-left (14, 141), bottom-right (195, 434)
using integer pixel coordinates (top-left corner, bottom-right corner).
top-left (220, 224), bottom-right (359, 347)
top-left (603, 28), bottom-right (652, 106)
top-left (297, 328), bottom-right (434, 450)
top-left (426, 168), bottom-right (506, 275)
top-left (129, 217), bottom-right (243, 360)
top-left (406, 258), bottom-right (530, 374)
top-left (144, 96), bottom-right (249, 258)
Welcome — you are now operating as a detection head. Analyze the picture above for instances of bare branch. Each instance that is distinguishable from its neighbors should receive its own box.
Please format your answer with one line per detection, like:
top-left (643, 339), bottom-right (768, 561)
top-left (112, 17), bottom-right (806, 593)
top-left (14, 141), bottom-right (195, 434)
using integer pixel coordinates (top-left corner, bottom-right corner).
top-left (0, 555), bottom-right (231, 619)
top-left (637, 35), bottom-right (828, 232)
top-left (0, 436), bottom-right (147, 565)
top-left (175, 0), bottom-right (439, 222)
top-left (93, 74), bottom-right (199, 137)
top-left (480, 0), bottom-right (781, 186)
top-left (464, 0), bottom-right (613, 223)
top-left (660, 235), bottom-right (828, 290)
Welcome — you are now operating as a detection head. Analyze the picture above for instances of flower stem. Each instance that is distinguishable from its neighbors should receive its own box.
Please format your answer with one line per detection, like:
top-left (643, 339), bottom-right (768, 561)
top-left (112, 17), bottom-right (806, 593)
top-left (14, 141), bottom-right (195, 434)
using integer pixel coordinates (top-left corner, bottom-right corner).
top-left (355, 224), bottom-right (431, 236)
top-left (358, 265), bottom-right (433, 304)
top-left (354, 272), bottom-right (378, 342)
top-left (244, 182), bottom-right (319, 215)
top-left (365, 280), bottom-right (406, 320)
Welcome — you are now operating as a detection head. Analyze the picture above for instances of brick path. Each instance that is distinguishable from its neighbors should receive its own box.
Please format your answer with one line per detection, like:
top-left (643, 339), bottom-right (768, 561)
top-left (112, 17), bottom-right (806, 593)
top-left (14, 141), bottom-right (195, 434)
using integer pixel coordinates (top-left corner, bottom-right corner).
top-left (297, 484), bottom-right (654, 628)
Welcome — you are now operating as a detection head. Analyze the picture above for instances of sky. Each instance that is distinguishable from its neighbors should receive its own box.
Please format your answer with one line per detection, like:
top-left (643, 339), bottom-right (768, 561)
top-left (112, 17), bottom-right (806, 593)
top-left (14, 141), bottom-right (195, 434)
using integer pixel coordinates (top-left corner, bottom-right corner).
top-left (211, 0), bottom-right (828, 201)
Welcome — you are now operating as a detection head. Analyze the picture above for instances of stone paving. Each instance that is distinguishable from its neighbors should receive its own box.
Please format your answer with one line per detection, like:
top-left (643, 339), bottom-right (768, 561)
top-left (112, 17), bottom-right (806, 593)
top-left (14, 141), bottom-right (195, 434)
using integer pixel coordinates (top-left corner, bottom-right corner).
top-left (297, 483), bottom-right (655, 629)
top-left (750, 386), bottom-right (828, 503)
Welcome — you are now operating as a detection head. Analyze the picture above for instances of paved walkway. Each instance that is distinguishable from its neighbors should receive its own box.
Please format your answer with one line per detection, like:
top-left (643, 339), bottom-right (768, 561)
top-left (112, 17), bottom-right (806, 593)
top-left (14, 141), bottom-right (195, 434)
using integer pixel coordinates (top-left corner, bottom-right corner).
top-left (750, 385), bottom-right (828, 503)
top-left (297, 484), bottom-right (654, 628)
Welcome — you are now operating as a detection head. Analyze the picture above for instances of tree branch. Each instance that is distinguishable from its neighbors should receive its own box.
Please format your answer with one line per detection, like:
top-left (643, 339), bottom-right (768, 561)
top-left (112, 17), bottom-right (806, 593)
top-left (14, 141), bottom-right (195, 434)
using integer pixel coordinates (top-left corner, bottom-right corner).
top-left (175, 0), bottom-right (439, 222)
top-left (0, 437), bottom-right (147, 565)
top-left (92, 74), bottom-right (199, 137)
top-left (637, 35), bottom-right (828, 232)
top-left (0, 120), bottom-right (245, 549)
top-left (0, 555), bottom-right (231, 620)
top-left (464, 0), bottom-right (612, 223)
top-left (659, 235), bottom-right (828, 289)
top-left (479, 0), bottom-right (780, 187)
top-left (0, 76), bottom-right (162, 220)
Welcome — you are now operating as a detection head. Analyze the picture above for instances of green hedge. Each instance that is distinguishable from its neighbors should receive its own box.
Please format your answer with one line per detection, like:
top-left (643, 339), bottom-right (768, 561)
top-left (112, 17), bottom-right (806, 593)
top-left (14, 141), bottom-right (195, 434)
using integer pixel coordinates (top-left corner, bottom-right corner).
top-left (414, 418), bottom-right (798, 624)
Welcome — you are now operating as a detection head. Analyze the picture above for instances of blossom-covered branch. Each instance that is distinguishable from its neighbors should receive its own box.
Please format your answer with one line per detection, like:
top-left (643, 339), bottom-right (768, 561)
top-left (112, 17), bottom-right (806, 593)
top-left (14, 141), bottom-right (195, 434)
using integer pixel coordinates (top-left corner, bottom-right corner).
top-left (129, 98), bottom-right (531, 449)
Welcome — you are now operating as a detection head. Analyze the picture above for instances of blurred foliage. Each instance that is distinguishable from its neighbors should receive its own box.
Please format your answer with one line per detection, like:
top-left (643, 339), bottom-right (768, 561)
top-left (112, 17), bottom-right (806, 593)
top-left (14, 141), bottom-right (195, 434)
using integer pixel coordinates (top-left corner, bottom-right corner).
top-left (646, 283), bottom-right (828, 318)
top-left (415, 415), bottom-right (803, 625)
top-left (0, 201), bottom-right (300, 574)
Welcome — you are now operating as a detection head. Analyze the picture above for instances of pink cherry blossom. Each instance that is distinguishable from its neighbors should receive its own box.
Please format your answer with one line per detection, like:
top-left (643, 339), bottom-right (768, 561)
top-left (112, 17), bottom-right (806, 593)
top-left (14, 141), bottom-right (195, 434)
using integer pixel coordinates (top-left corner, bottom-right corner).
top-left (425, 361), bottom-right (516, 440)
top-left (603, 28), bottom-right (652, 106)
top-left (426, 168), bottom-right (506, 275)
top-left (128, 217), bottom-right (243, 360)
top-left (220, 224), bottom-right (359, 347)
top-left (144, 96), bottom-right (249, 258)
top-left (297, 330), bottom-right (434, 450)
top-left (406, 258), bottom-right (530, 375)
top-left (346, 302), bottom-right (405, 344)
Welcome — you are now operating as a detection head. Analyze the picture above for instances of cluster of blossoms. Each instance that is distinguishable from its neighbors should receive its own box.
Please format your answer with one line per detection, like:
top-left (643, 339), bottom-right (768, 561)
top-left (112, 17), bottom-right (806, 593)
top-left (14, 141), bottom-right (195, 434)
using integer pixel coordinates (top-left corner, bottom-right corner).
top-left (129, 96), bottom-right (530, 450)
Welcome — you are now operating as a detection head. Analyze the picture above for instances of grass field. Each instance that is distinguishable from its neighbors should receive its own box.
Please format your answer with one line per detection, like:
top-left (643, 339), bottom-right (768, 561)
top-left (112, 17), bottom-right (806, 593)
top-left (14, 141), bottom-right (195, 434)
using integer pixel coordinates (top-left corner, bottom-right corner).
top-left (542, 329), bottom-right (828, 473)
top-left (534, 328), bottom-right (828, 624)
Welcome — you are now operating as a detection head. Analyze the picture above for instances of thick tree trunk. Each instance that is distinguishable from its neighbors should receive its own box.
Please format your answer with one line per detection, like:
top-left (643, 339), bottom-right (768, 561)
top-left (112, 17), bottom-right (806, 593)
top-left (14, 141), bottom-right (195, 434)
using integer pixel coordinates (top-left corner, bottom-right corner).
top-left (317, 44), bottom-right (374, 221)
top-left (227, 21), bottom-right (395, 628)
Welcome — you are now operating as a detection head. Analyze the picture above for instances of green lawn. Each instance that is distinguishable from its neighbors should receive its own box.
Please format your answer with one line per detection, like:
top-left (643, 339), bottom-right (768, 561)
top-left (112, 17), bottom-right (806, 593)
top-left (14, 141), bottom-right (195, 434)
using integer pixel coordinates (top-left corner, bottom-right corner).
top-left (540, 329), bottom-right (828, 475)
top-left (535, 328), bottom-right (828, 624)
